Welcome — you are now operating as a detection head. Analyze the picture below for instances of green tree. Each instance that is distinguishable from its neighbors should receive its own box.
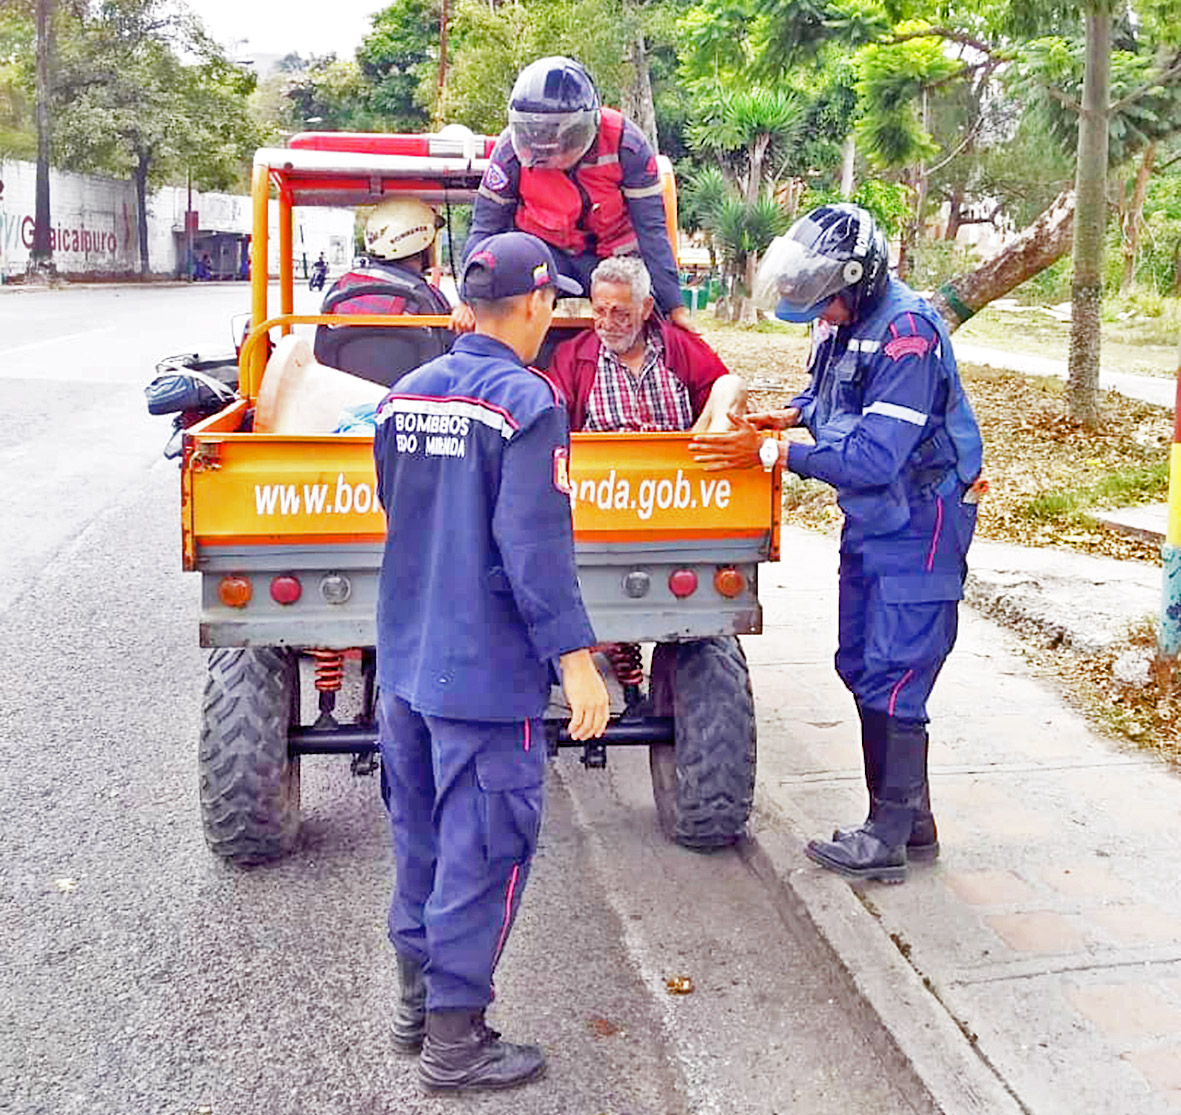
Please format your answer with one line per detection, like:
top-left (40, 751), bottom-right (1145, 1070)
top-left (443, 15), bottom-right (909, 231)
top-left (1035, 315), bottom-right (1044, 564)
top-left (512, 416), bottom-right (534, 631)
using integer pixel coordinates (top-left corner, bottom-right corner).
top-left (48, 0), bottom-right (262, 273)
top-left (357, 0), bottom-right (437, 132)
top-left (432, 0), bottom-right (633, 133)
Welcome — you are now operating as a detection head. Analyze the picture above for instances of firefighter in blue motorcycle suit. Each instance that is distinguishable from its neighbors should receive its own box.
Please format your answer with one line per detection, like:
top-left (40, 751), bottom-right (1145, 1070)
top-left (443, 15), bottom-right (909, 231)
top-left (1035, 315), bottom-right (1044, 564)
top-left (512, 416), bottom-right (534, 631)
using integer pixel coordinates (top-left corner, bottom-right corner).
top-left (373, 230), bottom-right (610, 1091)
top-left (688, 204), bottom-right (983, 884)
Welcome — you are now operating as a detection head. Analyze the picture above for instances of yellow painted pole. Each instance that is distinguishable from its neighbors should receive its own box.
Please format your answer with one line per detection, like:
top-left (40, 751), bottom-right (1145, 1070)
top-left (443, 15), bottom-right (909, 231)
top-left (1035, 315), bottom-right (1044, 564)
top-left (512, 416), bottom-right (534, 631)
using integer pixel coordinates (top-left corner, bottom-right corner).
top-left (246, 163), bottom-right (270, 401)
top-left (279, 187), bottom-right (293, 337)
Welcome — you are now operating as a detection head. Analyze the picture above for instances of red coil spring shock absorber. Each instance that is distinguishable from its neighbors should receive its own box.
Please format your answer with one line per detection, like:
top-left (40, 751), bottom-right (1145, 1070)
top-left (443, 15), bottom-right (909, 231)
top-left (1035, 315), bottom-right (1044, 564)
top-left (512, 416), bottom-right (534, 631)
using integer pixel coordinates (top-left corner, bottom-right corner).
top-left (603, 642), bottom-right (644, 707)
top-left (308, 648), bottom-right (345, 725)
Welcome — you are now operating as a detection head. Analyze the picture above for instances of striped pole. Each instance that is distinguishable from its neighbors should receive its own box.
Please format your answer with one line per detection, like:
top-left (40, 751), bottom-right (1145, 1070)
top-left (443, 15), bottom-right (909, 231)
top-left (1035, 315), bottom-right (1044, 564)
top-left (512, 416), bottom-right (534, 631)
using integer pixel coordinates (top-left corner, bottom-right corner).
top-left (1160, 328), bottom-right (1181, 657)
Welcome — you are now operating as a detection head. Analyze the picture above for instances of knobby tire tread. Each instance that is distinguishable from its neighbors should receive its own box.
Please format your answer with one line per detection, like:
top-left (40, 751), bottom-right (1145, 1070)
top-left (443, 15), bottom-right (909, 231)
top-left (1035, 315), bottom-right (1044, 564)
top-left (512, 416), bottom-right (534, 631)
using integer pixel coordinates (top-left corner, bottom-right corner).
top-left (199, 647), bottom-right (301, 865)
top-left (671, 636), bottom-right (756, 848)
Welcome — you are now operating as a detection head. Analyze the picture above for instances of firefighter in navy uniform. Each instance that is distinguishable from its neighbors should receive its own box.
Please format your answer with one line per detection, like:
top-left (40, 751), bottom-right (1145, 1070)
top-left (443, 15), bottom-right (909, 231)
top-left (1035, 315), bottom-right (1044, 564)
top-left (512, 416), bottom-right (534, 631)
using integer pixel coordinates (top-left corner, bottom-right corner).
top-left (373, 231), bottom-right (610, 1091)
top-left (689, 204), bottom-right (983, 884)
top-left (456, 56), bottom-right (694, 333)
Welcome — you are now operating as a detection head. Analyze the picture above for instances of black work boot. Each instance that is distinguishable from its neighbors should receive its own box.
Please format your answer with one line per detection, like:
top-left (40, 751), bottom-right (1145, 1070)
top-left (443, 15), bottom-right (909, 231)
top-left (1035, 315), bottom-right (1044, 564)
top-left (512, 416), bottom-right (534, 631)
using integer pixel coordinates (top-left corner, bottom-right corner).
top-left (418, 1009), bottom-right (547, 1093)
top-left (833, 708), bottom-right (939, 862)
top-left (809, 717), bottom-right (928, 884)
top-left (392, 953), bottom-right (427, 1052)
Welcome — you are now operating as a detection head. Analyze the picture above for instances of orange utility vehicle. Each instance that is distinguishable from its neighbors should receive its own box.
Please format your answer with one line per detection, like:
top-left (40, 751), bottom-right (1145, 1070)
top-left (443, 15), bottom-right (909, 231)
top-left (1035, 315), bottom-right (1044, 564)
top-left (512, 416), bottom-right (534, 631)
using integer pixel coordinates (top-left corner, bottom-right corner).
top-left (180, 129), bottom-right (781, 865)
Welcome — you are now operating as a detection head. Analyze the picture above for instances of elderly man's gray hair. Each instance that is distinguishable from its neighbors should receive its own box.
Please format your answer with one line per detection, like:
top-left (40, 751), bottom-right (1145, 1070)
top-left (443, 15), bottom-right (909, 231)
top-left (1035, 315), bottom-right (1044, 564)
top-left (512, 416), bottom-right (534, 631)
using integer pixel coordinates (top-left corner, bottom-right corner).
top-left (590, 255), bottom-right (652, 304)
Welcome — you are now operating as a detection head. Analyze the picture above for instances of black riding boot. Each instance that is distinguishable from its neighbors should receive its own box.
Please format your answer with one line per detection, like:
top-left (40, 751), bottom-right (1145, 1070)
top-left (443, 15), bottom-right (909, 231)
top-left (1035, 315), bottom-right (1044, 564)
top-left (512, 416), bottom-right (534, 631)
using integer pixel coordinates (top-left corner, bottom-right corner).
top-left (808, 716), bottom-right (929, 883)
top-left (392, 953), bottom-right (427, 1052)
top-left (832, 708), bottom-right (939, 862)
top-left (418, 1009), bottom-right (547, 1093)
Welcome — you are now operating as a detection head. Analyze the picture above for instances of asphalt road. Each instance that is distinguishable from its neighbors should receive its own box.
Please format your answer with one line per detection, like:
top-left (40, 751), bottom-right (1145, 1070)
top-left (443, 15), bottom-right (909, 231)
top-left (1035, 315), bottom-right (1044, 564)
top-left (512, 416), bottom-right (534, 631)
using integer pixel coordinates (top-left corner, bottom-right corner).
top-left (0, 283), bottom-right (939, 1115)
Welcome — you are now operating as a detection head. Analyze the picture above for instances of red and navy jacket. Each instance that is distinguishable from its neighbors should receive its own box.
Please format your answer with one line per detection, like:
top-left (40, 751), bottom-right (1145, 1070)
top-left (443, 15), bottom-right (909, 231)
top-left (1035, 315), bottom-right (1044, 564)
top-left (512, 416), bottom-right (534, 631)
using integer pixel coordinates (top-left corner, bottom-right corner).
top-left (465, 107), bottom-right (683, 316)
top-left (547, 319), bottom-right (729, 431)
top-left (373, 332), bottom-right (597, 721)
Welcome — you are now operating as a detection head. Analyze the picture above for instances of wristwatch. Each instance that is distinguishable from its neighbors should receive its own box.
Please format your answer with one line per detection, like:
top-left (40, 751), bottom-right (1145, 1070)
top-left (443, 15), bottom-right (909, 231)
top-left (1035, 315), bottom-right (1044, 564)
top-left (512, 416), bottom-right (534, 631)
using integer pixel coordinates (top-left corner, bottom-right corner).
top-left (758, 437), bottom-right (780, 472)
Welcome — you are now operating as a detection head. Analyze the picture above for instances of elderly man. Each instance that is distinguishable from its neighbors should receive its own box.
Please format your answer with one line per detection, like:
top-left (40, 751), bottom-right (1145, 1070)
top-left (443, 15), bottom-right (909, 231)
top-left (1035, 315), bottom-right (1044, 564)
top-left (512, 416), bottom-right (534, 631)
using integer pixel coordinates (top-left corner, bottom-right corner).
top-left (547, 255), bottom-right (744, 433)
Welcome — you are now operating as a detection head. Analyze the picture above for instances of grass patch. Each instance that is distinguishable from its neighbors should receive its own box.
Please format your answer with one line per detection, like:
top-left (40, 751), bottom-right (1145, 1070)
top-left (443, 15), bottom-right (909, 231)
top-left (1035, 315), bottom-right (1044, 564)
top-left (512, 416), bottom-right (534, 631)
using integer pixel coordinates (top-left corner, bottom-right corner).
top-left (1020, 462), bottom-right (1169, 522)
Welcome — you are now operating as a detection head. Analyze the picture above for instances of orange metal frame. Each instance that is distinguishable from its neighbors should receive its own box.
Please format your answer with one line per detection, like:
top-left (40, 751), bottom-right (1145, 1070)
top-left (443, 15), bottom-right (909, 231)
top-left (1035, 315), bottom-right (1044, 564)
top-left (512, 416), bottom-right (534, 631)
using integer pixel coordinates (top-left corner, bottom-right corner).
top-left (186, 141), bottom-right (781, 573)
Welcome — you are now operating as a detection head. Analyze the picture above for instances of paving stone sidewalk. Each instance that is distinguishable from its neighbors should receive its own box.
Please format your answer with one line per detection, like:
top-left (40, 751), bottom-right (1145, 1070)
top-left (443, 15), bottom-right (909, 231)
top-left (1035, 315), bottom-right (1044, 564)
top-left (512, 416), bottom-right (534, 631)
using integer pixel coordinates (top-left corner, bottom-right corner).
top-left (751, 527), bottom-right (1181, 1115)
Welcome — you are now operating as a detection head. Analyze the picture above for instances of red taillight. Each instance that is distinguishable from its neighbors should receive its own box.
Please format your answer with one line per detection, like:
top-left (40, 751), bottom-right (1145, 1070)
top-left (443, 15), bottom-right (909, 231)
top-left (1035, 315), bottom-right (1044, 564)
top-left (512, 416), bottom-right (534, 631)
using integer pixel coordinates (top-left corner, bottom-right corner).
top-left (270, 575), bottom-right (302, 605)
top-left (218, 575), bottom-right (252, 608)
top-left (714, 567), bottom-right (746, 598)
top-left (668, 569), bottom-right (698, 599)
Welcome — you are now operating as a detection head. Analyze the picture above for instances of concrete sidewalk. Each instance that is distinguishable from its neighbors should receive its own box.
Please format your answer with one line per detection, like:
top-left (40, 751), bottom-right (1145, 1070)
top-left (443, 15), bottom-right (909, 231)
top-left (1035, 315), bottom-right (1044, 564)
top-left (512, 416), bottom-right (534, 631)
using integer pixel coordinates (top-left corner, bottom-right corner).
top-left (751, 527), bottom-right (1181, 1115)
top-left (954, 342), bottom-right (1176, 410)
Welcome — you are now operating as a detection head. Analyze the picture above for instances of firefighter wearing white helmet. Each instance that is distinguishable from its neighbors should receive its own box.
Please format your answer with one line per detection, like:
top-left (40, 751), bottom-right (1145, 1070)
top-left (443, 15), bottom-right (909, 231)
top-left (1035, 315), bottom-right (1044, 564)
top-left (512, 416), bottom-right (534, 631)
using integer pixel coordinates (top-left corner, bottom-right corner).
top-left (365, 197), bottom-right (438, 264)
top-left (317, 196), bottom-right (452, 323)
top-left (313, 196), bottom-right (454, 384)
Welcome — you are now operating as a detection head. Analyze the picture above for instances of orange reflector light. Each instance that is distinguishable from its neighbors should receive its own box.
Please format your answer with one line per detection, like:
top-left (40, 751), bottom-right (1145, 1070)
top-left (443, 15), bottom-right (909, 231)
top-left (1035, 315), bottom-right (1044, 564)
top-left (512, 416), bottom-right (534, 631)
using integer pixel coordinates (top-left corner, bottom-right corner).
top-left (668, 569), bottom-right (698, 599)
top-left (270, 575), bottom-right (302, 605)
top-left (218, 575), bottom-right (252, 608)
top-left (714, 567), bottom-right (746, 598)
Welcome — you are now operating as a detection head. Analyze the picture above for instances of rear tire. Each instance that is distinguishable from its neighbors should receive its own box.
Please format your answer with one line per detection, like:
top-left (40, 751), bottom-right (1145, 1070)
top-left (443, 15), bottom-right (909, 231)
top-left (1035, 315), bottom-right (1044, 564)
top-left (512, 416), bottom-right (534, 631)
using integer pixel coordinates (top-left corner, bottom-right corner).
top-left (199, 647), bottom-right (302, 865)
top-left (649, 636), bottom-right (756, 850)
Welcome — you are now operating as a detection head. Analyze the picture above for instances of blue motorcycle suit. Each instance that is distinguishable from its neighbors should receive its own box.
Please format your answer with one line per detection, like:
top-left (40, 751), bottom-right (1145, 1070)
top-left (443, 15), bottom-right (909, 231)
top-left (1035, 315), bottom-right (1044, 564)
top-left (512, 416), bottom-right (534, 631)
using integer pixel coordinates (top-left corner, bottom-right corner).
top-left (786, 279), bottom-right (983, 723)
top-left (373, 332), bottom-right (596, 1010)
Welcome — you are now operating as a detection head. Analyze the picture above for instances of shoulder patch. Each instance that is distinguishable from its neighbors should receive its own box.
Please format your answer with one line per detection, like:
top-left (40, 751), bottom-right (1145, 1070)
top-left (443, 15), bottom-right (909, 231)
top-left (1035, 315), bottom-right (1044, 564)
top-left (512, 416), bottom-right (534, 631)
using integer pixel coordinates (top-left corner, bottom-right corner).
top-left (483, 161), bottom-right (510, 193)
top-left (553, 446), bottom-right (572, 495)
top-left (883, 334), bottom-right (933, 360)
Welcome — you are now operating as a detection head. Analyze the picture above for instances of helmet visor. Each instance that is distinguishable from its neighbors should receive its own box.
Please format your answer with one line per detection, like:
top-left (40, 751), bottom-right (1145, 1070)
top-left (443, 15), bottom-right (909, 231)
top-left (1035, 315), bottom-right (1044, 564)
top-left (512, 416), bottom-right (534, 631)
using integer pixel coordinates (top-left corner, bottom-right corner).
top-left (754, 234), bottom-right (850, 321)
top-left (510, 108), bottom-right (597, 169)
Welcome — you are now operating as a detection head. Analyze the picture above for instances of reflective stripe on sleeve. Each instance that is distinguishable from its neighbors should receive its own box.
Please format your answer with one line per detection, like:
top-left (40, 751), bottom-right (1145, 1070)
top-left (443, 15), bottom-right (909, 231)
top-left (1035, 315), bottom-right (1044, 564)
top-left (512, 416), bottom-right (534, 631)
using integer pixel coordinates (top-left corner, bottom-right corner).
top-left (847, 339), bottom-right (881, 353)
top-left (862, 400), bottom-right (928, 426)
top-left (477, 184), bottom-right (515, 205)
top-left (621, 181), bottom-right (666, 199)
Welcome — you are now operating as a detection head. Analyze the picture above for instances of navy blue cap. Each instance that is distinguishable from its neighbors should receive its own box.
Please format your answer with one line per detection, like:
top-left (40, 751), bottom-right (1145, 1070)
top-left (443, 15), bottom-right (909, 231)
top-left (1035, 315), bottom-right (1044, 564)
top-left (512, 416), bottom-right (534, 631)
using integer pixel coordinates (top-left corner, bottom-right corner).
top-left (461, 232), bottom-right (583, 301)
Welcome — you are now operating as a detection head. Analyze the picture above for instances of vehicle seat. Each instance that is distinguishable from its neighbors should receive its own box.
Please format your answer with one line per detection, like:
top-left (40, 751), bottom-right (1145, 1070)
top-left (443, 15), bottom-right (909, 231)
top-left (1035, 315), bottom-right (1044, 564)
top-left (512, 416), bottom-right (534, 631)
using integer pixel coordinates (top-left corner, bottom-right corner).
top-left (255, 335), bottom-right (385, 435)
top-left (313, 272), bottom-right (454, 388)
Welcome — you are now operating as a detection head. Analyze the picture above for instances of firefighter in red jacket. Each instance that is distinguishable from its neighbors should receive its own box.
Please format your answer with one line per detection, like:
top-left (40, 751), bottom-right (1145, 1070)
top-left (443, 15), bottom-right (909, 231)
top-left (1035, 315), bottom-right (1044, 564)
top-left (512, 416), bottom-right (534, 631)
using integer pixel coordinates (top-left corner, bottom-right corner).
top-left (455, 57), bottom-right (694, 334)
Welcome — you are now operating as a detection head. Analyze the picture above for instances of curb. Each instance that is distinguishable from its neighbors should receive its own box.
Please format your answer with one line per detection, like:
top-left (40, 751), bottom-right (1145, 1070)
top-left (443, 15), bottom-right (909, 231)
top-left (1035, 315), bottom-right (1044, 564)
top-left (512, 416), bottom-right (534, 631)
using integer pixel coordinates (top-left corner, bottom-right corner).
top-left (744, 797), bottom-right (1027, 1115)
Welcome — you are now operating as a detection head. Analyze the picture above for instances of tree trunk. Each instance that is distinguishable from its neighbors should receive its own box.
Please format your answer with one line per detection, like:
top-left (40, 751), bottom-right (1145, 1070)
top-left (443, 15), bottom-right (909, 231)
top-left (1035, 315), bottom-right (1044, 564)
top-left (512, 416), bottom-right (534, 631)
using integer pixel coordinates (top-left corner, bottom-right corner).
top-left (747, 134), bottom-right (769, 205)
top-left (839, 135), bottom-right (855, 198)
top-left (1066, 4), bottom-right (1112, 428)
top-left (739, 251), bottom-right (758, 324)
top-left (622, 12), bottom-right (657, 152)
top-left (135, 156), bottom-right (151, 276)
top-left (1121, 141), bottom-right (1156, 290)
top-left (30, 0), bottom-right (53, 275)
top-left (944, 190), bottom-right (963, 241)
top-left (930, 189), bottom-right (1075, 331)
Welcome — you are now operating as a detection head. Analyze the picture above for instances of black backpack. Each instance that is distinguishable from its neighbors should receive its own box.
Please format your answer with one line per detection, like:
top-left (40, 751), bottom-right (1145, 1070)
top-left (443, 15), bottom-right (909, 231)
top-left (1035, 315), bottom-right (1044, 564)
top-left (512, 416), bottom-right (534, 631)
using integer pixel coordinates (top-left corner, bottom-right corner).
top-left (313, 262), bottom-right (454, 387)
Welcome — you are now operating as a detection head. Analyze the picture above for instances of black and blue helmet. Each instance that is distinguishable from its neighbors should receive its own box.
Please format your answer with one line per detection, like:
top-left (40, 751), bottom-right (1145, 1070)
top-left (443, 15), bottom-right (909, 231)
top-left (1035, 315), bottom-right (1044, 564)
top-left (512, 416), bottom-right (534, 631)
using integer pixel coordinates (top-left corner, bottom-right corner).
top-left (755, 203), bottom-right (890, 322)
top-left (508, 57), bottom-right (601, 170)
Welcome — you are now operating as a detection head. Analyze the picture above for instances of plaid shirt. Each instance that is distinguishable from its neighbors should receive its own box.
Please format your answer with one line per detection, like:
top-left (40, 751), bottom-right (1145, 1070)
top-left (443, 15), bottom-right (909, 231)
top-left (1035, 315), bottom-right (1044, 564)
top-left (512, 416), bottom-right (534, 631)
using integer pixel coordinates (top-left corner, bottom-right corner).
top-left (583, 325), bottom-right (695, 432)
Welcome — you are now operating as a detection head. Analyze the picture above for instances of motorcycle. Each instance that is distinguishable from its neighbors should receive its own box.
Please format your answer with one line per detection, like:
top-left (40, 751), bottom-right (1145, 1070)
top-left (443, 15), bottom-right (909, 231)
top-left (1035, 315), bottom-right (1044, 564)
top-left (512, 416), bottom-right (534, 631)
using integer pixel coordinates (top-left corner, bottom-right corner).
top-left (309, 258), bottom-right (328, 292)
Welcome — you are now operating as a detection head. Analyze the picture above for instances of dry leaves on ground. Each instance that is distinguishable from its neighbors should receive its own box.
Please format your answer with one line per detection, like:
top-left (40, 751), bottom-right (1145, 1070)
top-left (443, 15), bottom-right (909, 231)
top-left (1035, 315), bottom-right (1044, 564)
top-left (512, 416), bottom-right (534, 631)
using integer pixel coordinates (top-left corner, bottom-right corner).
top-left (702, 324), bottom-right (1172, 563)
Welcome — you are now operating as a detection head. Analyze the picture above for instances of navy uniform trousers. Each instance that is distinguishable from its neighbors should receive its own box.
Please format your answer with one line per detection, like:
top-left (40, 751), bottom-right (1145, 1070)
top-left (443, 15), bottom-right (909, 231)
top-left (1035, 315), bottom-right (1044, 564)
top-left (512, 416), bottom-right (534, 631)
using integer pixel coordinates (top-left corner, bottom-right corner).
top-left (380, 692), bottom-right (545, 1012)
top-left (836, 489), bottom-right (977, 723)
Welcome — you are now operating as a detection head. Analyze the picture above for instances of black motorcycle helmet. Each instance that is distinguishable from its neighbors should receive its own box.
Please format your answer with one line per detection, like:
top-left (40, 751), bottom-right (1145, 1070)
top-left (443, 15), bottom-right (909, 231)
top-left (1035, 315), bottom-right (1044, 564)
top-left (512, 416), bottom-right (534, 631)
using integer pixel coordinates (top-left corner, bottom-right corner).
top-left (755, 203), bottom-right (890, 322)
top-left (508, 56), bottom-right (601, 170)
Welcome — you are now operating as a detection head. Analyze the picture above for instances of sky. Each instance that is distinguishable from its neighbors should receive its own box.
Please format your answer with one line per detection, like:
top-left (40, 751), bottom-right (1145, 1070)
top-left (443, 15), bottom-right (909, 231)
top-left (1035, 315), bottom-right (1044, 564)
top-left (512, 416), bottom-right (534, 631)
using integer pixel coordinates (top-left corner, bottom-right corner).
top-left (183, 0), bottom-right (384, 66)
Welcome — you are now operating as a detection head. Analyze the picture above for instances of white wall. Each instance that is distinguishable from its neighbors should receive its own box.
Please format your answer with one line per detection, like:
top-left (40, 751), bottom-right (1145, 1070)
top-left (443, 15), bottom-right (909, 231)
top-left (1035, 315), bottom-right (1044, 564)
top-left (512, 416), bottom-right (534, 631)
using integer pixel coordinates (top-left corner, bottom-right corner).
top-left (0, 159), bottom-right (354, 281)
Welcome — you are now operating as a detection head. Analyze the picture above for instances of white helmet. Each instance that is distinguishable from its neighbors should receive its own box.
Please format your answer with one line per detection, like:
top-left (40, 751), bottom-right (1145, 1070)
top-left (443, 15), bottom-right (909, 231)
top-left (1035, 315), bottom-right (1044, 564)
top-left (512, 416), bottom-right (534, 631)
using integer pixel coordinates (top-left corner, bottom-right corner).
top-left (364, 197), bottom-right (437, 261)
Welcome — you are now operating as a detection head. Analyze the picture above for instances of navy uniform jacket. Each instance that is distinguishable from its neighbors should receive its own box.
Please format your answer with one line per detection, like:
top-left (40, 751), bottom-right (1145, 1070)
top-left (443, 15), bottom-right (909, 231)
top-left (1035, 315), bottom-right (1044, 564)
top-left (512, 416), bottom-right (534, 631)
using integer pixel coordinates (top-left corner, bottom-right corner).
top-left (786, 278), bottom-right (982, 557)
top-left (373, 333), bottom-right (597, 722)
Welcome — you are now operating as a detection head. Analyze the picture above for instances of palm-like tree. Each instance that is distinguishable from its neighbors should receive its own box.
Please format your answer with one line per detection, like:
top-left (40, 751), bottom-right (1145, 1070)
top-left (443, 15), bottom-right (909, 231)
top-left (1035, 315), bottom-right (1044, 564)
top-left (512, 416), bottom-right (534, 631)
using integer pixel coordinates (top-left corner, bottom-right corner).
top-left (687, 87), bottom-right (801, 320)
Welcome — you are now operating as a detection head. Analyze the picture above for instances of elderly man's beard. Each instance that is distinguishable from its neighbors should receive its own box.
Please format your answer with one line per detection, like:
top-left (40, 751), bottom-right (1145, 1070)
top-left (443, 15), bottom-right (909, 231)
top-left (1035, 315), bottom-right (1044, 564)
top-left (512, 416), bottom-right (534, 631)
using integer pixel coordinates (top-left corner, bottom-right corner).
top-left (595, 317), bottom-right (644, 356)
